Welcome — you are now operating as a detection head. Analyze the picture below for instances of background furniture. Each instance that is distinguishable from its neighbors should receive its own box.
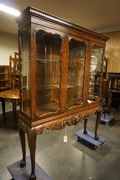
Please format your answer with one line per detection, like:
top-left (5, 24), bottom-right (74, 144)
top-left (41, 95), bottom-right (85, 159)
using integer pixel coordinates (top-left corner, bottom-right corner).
top-left (102, 79), bottom-right (111, 117)
top-left (0, 65), bottom-right (11, 91)
top-left (0, 89), bottom-right (19, 124)
top-left (108, 72), bottom-right (120, 110)
top-left (10, 52), bottom-right (19, 89)
top-left (103, 57), bottom-right (109, 79)
top-left (0, 52), bottom-right (20, 121)
top-left (16, 6), bottom-right (108, 179)
top-left (101, 57), bottom-right (111, 116)
top-left (0, 52), bottom-right (19, 92)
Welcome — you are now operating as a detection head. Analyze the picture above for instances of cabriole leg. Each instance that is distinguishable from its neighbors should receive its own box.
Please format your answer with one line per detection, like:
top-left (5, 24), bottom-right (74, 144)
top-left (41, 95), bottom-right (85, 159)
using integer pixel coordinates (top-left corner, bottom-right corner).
top-left (18, 125), bottom-right (26, 167)
top-left (83, 118), bottom-right (88, 134)
top-left (94, 110), bottom-right (102, 140)
top-left (27, 129), bottom-right (37, 180)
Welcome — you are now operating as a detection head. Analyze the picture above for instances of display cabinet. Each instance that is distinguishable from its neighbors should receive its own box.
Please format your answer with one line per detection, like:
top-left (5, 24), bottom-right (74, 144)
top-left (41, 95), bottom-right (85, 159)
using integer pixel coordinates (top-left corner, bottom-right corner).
top-left (16, 6), bottom-right (108, 179)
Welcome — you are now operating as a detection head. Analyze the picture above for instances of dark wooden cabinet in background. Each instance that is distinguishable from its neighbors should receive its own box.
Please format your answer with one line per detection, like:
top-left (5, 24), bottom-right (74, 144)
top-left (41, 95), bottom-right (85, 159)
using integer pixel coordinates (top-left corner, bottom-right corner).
top-left (16, 6), bottom-right (108, 179)
top-left (108, 72), bottom-right (120, 110)
top-left (0, 65), bottom-right (10, 91)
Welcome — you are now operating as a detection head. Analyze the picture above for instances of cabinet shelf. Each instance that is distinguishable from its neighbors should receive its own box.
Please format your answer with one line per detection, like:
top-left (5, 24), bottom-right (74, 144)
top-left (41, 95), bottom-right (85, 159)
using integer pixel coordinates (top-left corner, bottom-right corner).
top-left (0, 73), bottom-right (9, 75)
top-left (0, 78), bottom-right (9, 81)
top-left (36, 59), bottom-right (60, 62)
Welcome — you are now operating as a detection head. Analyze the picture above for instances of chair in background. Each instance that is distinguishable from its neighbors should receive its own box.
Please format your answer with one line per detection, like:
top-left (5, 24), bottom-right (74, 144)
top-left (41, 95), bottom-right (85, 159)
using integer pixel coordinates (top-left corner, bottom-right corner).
top-left (0, 52), bottom-right (20, 124)
top-left (102, 91), bottom-right (112, 118)
top-left (10, 52), bottom-right (19, 89)
top-left (101, 78), bottom-right (114, 124)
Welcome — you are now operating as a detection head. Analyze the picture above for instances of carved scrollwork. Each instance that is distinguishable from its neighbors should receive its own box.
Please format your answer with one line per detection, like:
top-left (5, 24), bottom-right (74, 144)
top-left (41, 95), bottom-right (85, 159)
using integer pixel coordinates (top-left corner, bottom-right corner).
top-left (95, 106), bottom-right (102, 114)
top-left (83, 114), bottom-right (89, 121)
top-left (46, 121), bottom-right (63, 130)
top-left (71, 114), bottom-right (80, 125)
top-left (18, 106), bottom-right (102, 134)
top-left (36, 126), bottom-right (44, 135)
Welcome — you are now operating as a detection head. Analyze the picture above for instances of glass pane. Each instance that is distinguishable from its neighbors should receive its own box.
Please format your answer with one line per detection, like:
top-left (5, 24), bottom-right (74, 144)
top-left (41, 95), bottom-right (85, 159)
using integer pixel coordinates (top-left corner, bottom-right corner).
top-left (67, 39), bottom-right (86, 108)
top-left (20, 30), bottom-right (30, 116)
top-left (36, 30), bottom-right (61, 116)
top-left (88, 44), bottom-right (103, 101)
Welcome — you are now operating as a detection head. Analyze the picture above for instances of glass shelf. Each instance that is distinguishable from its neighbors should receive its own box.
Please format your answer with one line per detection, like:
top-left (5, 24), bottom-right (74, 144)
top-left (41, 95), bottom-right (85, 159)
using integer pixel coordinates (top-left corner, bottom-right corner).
top-left (36, 59), bottom-right (60, 62)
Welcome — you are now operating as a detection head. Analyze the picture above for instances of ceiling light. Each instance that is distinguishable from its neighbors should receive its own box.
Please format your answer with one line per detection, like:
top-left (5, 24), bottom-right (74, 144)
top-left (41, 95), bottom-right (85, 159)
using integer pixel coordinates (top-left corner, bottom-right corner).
top-left (0, 3), bottom-right (20, 16)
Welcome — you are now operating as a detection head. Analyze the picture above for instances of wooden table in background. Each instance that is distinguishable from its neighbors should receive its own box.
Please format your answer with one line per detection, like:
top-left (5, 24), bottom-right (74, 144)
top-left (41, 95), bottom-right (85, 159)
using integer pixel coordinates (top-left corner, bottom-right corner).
top-left (0, 89), bottom-right (20, 124)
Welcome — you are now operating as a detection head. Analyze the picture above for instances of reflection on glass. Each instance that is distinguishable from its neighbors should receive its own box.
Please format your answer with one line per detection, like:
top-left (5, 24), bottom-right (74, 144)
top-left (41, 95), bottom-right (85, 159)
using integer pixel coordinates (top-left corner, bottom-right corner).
top-left (88, 44), bottom-right (103, 101)
top-left (36, 30), bottom-right (61, 116)
top-left (20, 30), bottom-right (30, 115)
top-left (67, 39), bottom-right (86, 108)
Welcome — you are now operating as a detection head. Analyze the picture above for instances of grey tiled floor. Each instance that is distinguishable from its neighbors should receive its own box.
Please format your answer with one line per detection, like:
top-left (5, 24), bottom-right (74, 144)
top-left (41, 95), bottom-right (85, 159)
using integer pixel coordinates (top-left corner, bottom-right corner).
top-left (0, 102), bottom-right (120, 180)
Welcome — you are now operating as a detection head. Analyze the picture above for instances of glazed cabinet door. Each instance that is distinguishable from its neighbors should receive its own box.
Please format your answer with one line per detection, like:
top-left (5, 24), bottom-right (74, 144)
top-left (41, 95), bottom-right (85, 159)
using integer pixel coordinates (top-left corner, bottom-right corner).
top-left (67, 38), bottom-right (87, 108)
top-left (35, 30), bottom-right (62, 117)
top-left (19, 29), bottom-right (31, 117)
top-left (19, 27), bottom-right (104, 121)
top-left (88, 44), bottom-right (104, 101)
top-left (19, 28), bottom-right (63, 120)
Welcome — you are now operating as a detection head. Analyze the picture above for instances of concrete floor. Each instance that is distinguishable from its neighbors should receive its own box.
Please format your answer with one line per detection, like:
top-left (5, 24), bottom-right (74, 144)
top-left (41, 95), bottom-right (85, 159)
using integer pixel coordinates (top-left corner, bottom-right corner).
top-left (0, 102), bottom-right (120, 180)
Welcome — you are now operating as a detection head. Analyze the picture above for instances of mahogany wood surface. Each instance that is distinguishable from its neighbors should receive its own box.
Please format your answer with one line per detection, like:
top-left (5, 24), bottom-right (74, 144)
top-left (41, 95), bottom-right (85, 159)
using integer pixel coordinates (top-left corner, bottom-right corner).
top-left (16, 6), bottom-right (108, 180)
top-left (0, 89), bottom-right (19, 99)
top-left (0, 89), bottom-right (19, 124)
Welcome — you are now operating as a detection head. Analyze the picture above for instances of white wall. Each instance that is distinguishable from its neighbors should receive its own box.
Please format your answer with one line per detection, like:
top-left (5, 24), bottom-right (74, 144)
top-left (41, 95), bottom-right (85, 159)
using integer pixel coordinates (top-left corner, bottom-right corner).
top-left (0, 32), bottom-right (18, 65)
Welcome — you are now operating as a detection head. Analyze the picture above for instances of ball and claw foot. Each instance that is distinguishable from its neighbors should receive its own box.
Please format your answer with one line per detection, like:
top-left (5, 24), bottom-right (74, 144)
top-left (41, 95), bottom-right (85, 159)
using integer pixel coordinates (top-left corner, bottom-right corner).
top-left (83, 130), bottom-right (87, 135)
top-left (20, 159), bottom-right (26, 168)
top-left (29, 174), bottom-right (36, 180)
top-left (94, 136), bottom-right (99, 140)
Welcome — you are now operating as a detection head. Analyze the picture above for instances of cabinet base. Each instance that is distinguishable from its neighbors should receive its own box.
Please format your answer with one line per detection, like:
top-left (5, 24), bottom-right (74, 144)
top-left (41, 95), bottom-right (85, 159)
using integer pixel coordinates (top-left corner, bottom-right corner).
top-left (7, 156), bottom-right (52, 180)
top-left (74, 128), bottom-right (106, 149)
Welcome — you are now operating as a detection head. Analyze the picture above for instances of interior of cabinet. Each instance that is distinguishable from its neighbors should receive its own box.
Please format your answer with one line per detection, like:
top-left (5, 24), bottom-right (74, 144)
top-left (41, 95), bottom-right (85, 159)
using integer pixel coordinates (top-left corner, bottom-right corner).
top-left (88, 45), bottom-right (103, 101)
top-left (20, 29), bottom-right (105, 117)
top-left (67, 39), bottom-right (86, 108)
top-left (35, 31), bottom-right (61, 116)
